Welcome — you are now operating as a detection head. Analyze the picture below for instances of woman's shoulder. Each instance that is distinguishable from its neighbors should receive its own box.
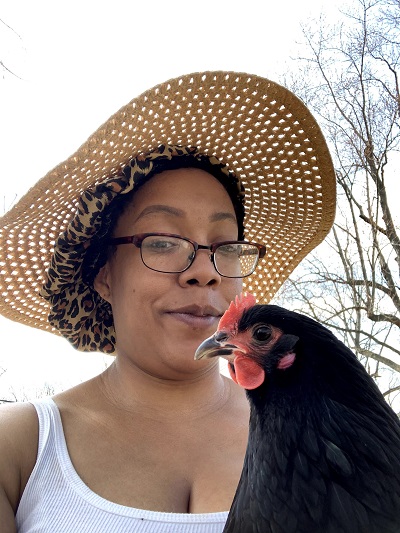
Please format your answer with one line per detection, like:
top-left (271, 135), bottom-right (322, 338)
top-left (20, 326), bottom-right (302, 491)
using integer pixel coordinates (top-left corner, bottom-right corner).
top-left (0, 401), bottom-right (39, 458)
top-left (52, 375), bottom-right (104, 413)
top-left (0, 401), bottom-right (39, 514)
top-left (0, 398), bottom-right (38, 421)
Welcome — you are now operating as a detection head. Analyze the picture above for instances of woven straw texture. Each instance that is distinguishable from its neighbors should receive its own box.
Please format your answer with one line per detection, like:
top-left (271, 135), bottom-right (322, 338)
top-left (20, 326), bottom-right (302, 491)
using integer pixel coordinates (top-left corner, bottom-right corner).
top-left (0, 71), bottom-right (336, 338)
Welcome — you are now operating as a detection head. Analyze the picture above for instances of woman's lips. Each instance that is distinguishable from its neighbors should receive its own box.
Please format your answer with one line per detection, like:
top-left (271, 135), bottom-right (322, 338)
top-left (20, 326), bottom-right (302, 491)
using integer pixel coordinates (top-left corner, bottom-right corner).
top-left (167, 312), bottom-right (221, 329)
top-left (165, 304), bottom-right (223, 329)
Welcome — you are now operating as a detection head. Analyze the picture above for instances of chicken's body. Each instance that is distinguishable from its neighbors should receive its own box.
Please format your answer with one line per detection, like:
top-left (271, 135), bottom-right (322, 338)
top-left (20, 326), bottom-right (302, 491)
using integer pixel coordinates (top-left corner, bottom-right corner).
top-left (195, 296), bottom-right (400, 533)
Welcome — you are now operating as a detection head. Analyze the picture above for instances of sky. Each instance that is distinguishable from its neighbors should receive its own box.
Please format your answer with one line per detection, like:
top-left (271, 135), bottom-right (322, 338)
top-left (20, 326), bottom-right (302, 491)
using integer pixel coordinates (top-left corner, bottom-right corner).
top-left (0, 0), bottom-right (348, 400)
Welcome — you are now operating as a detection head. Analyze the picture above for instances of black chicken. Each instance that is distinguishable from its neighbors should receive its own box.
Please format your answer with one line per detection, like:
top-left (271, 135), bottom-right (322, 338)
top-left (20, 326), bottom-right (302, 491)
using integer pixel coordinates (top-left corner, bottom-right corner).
top-left (195, 293), bottom-right (400, 533)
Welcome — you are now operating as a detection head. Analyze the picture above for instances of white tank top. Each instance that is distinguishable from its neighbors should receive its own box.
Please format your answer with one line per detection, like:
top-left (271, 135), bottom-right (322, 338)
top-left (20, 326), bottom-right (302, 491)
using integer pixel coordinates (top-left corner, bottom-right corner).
top-left (16, 398), bottom-right (229, 532)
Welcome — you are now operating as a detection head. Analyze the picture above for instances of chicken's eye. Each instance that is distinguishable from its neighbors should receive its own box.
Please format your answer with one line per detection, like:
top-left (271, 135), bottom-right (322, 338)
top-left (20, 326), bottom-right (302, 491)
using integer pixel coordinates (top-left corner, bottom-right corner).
top-left (253, 325), bottom-right (272, 342)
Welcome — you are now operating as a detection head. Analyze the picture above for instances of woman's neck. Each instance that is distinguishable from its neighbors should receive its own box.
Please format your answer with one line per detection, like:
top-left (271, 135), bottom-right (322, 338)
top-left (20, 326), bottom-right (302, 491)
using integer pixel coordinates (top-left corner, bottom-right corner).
top-left (96, 356), bottom-right (232, 422)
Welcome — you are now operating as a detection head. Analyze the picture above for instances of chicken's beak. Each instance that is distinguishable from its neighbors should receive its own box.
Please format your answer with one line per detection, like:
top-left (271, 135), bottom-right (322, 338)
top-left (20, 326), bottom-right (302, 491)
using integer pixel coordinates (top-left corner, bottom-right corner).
top-left (194, 333), bottom-right (238, 360)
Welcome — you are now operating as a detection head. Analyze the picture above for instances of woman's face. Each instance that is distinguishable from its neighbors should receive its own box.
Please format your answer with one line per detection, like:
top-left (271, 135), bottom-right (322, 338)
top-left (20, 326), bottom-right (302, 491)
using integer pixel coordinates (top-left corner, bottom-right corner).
top-left (95, 168), bottom-right (242, 379)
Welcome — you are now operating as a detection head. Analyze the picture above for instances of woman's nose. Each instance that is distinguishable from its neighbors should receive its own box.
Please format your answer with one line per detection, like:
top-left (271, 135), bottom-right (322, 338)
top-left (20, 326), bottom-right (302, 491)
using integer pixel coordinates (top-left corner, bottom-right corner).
top-left (178, 249), bottom-right (221, 287)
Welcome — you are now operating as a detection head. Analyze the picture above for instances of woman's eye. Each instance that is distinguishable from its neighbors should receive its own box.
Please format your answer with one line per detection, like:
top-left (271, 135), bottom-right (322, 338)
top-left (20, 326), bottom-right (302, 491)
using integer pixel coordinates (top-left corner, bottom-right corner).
top-left (152, 240), bottom-right (173, 248)
top-left (217, 244), bottom-right (240, 256)
top-left (253, 325), bottom-right (272, 342)
top-left (144, 239), bottom-right (178, 252)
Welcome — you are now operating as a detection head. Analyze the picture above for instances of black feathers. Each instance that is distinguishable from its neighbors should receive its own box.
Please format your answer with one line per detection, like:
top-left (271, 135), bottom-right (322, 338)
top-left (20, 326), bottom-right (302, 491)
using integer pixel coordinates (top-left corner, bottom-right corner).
top-left (223, 304), bottom-right (400, 533)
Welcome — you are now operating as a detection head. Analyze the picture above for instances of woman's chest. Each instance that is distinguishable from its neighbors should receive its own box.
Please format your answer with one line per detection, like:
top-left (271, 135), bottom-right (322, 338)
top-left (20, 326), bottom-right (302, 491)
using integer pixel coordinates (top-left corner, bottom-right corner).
top-left (63, 409), bottom-right (249, 514)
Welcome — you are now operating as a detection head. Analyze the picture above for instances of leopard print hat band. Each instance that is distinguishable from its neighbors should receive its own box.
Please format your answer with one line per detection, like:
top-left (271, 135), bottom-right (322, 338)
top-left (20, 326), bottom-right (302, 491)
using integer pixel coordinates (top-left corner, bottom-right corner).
top-left (39, 145), bottom-right (245, 353)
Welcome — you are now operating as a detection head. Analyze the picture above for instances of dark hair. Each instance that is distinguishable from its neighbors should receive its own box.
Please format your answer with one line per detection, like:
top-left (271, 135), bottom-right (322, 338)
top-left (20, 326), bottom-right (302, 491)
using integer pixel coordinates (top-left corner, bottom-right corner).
top-left (82, 153), bottom-right (245, 286)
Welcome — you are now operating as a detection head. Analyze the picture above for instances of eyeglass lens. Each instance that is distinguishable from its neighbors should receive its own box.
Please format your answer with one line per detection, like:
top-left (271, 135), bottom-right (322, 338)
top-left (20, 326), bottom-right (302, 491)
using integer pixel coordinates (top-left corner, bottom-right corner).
top-left (140, 235), bottom-right (260, 277)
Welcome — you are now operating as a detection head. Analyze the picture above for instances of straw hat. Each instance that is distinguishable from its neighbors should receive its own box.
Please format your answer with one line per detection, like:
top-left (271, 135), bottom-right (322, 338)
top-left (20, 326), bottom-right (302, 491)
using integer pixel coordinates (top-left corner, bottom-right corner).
top-left (0, 71), bottom-right (336, 352)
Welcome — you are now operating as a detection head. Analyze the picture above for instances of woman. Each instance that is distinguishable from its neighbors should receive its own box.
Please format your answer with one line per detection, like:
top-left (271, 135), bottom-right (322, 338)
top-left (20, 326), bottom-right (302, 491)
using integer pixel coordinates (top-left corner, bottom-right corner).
top-left (0, 71), bottom-right (336, 532)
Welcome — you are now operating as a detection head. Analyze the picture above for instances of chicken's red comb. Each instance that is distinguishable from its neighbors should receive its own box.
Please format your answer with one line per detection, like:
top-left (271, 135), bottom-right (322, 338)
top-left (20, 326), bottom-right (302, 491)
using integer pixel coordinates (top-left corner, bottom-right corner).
top-left (218, 293), bottom-right (257, 331)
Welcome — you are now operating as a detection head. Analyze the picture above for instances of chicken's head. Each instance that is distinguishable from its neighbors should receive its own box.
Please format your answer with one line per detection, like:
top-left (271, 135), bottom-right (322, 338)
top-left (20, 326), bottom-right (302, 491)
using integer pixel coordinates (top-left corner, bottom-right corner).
top-left (195, 293), bottom-right (299, 390)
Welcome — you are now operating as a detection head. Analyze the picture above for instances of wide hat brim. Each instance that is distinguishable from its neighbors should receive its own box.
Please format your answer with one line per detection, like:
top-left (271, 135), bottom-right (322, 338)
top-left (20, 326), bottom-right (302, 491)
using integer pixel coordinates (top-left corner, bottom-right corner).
top-left (0, 71), bottom-right (336, 341)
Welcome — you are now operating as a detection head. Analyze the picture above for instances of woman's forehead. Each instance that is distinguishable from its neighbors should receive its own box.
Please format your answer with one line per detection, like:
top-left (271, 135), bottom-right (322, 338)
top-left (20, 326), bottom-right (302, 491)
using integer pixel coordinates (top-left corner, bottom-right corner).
top-left (130, 167), bottom-right (237, 214)
top-left (115, 167), bottom-right (238, 232)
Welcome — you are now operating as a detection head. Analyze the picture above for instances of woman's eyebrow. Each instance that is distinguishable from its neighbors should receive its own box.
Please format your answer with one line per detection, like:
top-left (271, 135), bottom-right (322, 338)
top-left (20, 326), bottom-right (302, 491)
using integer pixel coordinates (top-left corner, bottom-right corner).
top-left (134, 204), bottom-right (185, 222)
top-left (210, 212), bottom-right (237, 223)
top-left (134, 205), bottom-right (237, 224)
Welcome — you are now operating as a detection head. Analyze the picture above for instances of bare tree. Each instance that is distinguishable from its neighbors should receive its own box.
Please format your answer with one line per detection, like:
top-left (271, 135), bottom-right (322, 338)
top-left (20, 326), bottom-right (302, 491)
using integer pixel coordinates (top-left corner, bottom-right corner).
top-left (0, 367), bottom-right (14, 403)
top-left (0, 17), bottom-right (24, 80)
top-left (0, 382), bottom-right (58, 403)
top-left (277, 0), bottom-right (400, 408)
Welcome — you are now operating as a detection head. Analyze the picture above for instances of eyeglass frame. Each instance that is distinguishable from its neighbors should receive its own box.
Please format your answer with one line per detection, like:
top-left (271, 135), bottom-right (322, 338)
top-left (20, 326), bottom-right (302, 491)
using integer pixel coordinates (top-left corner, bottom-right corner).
top-left (108, 232), bottom-right (266, 278)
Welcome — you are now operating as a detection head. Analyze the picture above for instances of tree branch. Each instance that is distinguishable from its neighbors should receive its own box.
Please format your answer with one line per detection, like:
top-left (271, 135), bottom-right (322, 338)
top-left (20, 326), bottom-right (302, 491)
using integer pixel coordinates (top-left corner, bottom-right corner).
top-left (356, 346), bottom-right (400, 373)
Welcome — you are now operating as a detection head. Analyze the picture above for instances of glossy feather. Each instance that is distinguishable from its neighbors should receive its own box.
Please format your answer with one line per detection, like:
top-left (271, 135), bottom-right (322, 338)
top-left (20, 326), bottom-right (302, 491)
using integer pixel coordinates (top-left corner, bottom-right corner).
top-left (222, 304), bottom-right (400, 533)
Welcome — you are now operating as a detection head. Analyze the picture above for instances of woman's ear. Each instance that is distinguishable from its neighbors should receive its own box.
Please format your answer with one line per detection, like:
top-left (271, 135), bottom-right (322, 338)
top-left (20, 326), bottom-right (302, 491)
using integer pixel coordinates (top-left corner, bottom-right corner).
top-left (94, 263), bottom-right (112, 303)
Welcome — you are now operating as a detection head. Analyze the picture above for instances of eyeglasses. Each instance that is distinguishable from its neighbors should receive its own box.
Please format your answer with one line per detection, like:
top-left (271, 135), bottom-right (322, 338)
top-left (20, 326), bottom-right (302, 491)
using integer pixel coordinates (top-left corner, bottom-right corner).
top-left (109, 233), bottom-right (266, 278)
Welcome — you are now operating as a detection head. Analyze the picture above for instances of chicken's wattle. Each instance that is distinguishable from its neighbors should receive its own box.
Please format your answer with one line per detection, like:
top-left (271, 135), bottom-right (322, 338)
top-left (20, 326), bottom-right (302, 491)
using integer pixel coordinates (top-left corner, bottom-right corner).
top-left (229, 355), bottom-right (265, 389)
